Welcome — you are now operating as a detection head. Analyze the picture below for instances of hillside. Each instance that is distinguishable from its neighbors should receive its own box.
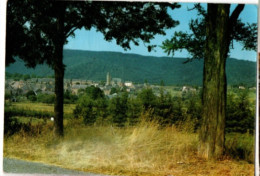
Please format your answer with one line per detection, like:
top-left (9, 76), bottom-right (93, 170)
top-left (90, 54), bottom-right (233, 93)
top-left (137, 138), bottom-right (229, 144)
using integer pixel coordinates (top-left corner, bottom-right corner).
top-left (6, 49), bottom-right (256, 86)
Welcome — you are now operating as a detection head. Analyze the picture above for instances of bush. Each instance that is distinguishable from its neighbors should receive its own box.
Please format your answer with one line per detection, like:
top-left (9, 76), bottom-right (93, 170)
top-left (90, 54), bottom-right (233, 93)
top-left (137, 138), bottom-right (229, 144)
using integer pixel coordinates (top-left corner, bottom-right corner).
top-left (137, 88), bottom-right (157, 111)
top-left (64, 90), bottom-right (78, 104)
top-left (26, 90), bottom-right (37, 102)
top-left (74, 94), bottom-right (107, 125)
top-left (226, 91), bottom-right (254, 133)
top-left (37, 94), bottom-right (55, 104)
top-left (225, 133), bottom-right (254, 163)
top-left (108, 92), bottom-right (128, 127)
top-left (4, 111), bottom-right (23, 136)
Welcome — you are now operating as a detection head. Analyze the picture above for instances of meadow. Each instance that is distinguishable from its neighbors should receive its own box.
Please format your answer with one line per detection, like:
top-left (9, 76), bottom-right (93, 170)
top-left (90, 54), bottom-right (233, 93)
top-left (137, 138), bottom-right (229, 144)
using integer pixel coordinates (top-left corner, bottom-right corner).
top-left (4, 117), bottom-right (254, 176)
top-left (3, 87), bottom-right (256, 176)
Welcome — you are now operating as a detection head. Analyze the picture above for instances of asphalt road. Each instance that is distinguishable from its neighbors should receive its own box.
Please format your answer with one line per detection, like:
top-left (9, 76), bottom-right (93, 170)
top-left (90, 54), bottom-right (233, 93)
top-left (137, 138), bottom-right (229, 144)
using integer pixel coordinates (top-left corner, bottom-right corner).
top-left (3, 158), bottom-right (107, 175)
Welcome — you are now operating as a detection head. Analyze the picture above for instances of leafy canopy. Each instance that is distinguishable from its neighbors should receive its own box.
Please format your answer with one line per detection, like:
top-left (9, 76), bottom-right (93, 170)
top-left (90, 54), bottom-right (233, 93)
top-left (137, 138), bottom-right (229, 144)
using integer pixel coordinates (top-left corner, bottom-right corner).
top-left (6, 0), bottom-right (180, 67)
top-left (161, 4), bottom-right (257, 62)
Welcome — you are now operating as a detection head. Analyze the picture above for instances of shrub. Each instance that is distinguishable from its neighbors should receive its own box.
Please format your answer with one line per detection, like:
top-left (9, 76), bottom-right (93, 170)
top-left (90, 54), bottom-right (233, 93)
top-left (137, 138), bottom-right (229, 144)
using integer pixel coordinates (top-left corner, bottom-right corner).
top-left (108, 92), bottom-right (128, 127)
top-left (226, 91), bottom-right (254, 133)
top-left (225, 133), bottom-right (254, 163)
top-left (74, 94), bottom-right (107, 125)
top-left (137, 88), bottom-right (157, 111)
top-left (4, 112), bottom-right (22, 136)
top-left (64, 90), bottom-right (78, 104)
top-left (37, 94), bottom-right (55, 104)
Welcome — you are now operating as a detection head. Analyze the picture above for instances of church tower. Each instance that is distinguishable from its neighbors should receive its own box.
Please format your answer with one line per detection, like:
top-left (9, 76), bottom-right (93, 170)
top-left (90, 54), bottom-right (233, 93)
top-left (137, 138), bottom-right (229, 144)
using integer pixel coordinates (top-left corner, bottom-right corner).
top-left (106, 72), bottom-right (111, 86)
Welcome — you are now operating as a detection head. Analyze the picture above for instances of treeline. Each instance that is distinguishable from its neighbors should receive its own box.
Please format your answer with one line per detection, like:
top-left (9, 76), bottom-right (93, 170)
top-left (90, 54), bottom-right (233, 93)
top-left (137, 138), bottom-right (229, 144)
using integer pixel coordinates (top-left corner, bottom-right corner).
top-left (5, 72), bottom-right (54, 81)
top-left (5, 85), bottom-right (254, 134)
top-left (5, 90), bottom-right (78, 104)
top-left (74, 86), bottom-right (254, 133)
top-left (6, 50), bottom-right (256, 86)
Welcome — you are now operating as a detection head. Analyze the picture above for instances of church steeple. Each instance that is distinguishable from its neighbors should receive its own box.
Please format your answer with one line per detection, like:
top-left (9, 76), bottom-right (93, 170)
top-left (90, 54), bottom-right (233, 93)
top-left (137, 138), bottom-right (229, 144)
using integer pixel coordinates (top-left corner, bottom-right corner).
top-left (106, 72), bottom-right (111, 86)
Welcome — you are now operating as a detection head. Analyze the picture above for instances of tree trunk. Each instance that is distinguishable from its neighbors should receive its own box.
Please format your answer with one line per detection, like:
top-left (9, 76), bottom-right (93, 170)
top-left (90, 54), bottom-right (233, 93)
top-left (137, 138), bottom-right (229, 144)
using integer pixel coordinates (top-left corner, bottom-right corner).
top-left (53, 2), bottom-right (66, 137)
top-left (199, 4), bottom-right (230, 160)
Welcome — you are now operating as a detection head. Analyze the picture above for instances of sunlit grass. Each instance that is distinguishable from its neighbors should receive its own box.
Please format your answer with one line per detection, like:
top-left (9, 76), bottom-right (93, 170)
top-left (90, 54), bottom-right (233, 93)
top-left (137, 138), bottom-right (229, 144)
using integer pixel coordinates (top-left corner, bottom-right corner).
top-left (4, 117), bottom-right (254, 176)
top-left (10, 102), bottom-right (76, 117)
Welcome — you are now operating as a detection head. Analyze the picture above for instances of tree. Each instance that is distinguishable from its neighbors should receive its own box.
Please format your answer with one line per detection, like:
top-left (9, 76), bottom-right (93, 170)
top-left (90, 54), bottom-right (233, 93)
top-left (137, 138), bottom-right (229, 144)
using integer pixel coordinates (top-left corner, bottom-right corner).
top-left (162, 4), bottom-right (256, 159)
top-left (26, 90), bottom-right (37, 102)
top-left (85, 86), bottom-right (105, 100)
top-left (74, 89), bottom-right (107, 125)
top-left (109, 92), bottom-right (129, 127)
top-left (137, 88), bottom-right (157, 111)
top-left (226, 90), bottom-right (254, 133)
top-left (6, 0), bottom-right (180, 137)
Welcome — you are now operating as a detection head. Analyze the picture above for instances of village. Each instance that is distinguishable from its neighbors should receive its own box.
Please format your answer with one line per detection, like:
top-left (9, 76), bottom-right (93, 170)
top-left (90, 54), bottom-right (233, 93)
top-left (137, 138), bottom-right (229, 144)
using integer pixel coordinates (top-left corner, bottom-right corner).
top-left (5, 72), bottom-right (203, 102)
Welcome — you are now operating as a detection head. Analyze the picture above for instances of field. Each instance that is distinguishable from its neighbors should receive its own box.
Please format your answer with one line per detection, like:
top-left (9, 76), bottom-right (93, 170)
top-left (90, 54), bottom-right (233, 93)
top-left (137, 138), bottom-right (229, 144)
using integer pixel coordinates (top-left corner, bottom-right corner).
top-left (4, 101), bottom-right (255, 176)
top-left (4, 86), bottom-right (256, 176)
top-left (10, 102), bottom-right (75, 116)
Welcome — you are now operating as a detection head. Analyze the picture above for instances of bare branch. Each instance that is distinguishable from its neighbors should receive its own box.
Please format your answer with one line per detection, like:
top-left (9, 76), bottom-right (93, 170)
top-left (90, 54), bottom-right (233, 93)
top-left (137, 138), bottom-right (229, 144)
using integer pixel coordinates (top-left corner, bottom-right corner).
top-left (229, 4), bottom-right (244, 24)
top-left (65, 27), bottom-right (77, 38)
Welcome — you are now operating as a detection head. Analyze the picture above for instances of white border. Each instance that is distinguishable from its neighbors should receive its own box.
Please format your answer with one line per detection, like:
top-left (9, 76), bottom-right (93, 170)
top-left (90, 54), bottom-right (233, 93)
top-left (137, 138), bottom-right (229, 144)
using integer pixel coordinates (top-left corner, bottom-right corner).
top-left (98, 0), bottom-right (258, 4)
top-left (0, 0), bottom-right (258, 176)
top-left (255, 1), bottom-right (260, 176)
top-left (0, 0), bottom-right (6, 176)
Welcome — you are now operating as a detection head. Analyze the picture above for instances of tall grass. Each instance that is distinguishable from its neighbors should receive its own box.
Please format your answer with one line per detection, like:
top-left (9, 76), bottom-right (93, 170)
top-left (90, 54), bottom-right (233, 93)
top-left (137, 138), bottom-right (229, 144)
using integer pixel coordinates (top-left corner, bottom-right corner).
top-left (4, 117), bottom-right (254, 176)
top-left (5, 102), bottom-right (75, 119)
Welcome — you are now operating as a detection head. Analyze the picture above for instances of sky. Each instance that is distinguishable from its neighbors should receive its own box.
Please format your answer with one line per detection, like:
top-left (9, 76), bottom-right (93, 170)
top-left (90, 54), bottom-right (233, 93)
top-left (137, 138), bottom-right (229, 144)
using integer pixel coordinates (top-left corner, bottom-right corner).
top-left (64, 3), bottom-right (258, 61)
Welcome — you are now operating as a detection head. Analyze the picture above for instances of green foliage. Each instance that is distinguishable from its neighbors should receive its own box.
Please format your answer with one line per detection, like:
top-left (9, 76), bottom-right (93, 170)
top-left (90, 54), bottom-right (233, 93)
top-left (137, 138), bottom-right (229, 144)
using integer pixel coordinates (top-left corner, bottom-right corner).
top-left (74, 96), bottom-right (97, 125)
top-left (72, 86), bottom-right (254, 132)
top-left (74, 88), bottom-right (107, 125)
top-left (4, 107), bottom-right (53, 119)
top-left (6, 1), bottom-right (180, 67)
top-left (226, 90), bottom-right (254, 133)
top-left (225, 133), bottom-right (254, 163)
top-left (126, 97), bottom-right (142, 126)
top-left (4, 108), bottom-right (23, 136)
top-left (37, 94), bottom-right (55, 104)
top-left (110, 87), bottom-right (119, 95)
top-left (6, 50), bottom-right (256, 86)
top-left (26, 90), bottom-right (37, 102)
top-left (155, 90), bottom-right (174, 124)
top-left (5, 92), bottom-right (12, 100)
top-left (64, 90), bottom-right (78, 104)
top-left (85, 86), bottom-right (105, 100)
top-left (162, 4), bottom-right (256, 61)
top-left (137, 88), bottom-right (157, 111)
top-left (108, 92), bottom-right (128, 127)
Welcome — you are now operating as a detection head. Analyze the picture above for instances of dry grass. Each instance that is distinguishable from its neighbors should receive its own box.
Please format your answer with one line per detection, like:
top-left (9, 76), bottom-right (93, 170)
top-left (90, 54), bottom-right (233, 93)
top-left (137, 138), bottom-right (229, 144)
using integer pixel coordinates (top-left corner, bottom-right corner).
top-left (4, 118), bottom-right (254, 176)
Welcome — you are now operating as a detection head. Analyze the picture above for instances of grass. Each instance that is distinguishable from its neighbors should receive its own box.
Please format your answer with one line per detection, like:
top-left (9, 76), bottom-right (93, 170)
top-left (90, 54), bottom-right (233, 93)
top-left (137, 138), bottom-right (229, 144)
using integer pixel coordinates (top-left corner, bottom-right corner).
top-left (7, 102), bottom-right (76, 118)
top-left (11, 102), bottom-right (76, 115)
top-left (4, 118), bottom-right (254, 176)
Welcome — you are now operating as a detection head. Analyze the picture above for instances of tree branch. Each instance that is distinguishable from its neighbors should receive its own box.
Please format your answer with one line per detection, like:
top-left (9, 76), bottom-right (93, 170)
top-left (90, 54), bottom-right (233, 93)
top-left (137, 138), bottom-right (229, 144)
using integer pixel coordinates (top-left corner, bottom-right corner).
top-left (229, 4), bottom-right (244, 24)
top-left (65, 26), bottom-right (77, 38)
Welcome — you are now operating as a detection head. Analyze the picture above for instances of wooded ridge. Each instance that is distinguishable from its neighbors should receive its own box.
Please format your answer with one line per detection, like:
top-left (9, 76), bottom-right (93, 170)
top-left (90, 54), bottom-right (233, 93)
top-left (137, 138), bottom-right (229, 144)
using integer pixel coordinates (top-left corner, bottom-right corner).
top-left (6, 49), bottom-right (256, 86)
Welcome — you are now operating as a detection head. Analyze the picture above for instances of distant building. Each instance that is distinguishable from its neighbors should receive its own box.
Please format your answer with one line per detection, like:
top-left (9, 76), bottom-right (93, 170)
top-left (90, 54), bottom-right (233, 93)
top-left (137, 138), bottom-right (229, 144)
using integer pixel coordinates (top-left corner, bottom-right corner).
top-left (103, 87), bottom-right (111, 95)
top-left (106, 72), bottom-right (111, 86)
top-left (125, 81), bottom-right (133, 87)
top-left (71, 84), bottom-right (88, 94)
top-left (182, 86), bottom-right (196, 93)
top-left (239, 86), bottom-right (245, 90)
top-left (112, 78), bottom-right (123, 86)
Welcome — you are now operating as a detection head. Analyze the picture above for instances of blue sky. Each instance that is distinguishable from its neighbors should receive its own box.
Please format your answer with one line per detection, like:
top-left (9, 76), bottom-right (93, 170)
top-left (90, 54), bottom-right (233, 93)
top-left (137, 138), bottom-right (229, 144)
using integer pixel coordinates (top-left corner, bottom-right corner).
top-left (64, 3), bottom-right (258, 61)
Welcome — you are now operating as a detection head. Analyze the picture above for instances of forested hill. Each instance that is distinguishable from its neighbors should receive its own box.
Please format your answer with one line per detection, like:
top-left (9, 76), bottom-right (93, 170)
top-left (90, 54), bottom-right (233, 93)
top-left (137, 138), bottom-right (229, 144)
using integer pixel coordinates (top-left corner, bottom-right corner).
top-left (6, 49), bottom-right (256, 86)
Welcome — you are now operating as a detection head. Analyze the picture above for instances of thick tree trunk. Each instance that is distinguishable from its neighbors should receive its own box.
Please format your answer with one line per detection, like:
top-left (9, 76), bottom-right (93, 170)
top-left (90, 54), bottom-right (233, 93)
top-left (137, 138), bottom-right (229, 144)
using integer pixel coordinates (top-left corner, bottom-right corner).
top-left (199, 4), bottom-right (230, 160)
top-left (53, 2), bottom-right (66, 137)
